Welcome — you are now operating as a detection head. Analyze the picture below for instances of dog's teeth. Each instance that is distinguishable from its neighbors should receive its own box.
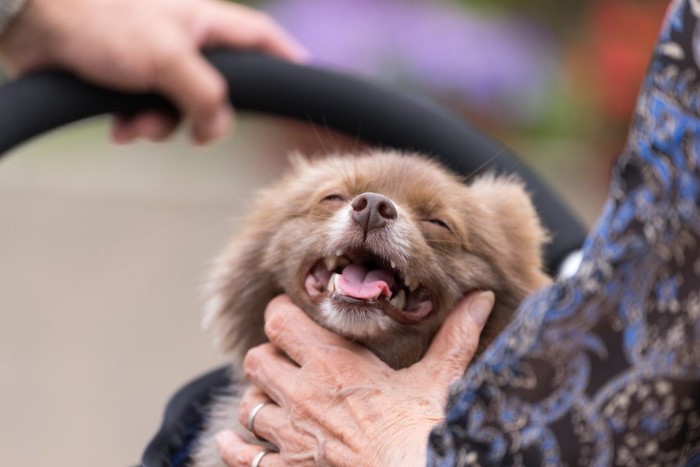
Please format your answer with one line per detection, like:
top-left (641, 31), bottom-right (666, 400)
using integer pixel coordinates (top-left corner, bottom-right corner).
top-left (405, 276), bottom-right (419, 292)
top-left (324, 256), bottom-right (338, 271)
top-left (336, 249), bottom-right (344, 257)
top-left (390, 289), bottom-right (406, 310)
top-left (333, 273), bottom-right (343, 293)
top-left (337, 256), bottom-right (350, 268)
top-left (390, 260), bottom-right (396, 269)
top-left (326, 274), bottom-right (340, 292)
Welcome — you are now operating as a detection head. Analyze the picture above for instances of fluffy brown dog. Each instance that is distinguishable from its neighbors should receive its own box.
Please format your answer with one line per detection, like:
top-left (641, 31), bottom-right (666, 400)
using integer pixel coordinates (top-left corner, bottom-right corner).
top-left (191, 150), bottom-right (550, 466)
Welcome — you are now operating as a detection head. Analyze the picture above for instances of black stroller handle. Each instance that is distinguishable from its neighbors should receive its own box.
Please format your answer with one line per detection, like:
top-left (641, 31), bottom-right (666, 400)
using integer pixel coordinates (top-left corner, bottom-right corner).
top-left (0, 49), bottom-right (585, 270)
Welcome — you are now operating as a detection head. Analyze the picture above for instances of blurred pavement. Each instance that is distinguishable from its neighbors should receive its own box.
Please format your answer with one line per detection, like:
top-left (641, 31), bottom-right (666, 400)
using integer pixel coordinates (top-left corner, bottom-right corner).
top-left (0, 116), bottom-right (307, 467)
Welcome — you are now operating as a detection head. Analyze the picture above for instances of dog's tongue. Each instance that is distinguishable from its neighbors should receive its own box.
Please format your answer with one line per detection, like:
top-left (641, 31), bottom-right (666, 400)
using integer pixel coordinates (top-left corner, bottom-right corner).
top-left (337, 264), bottom-right (394, 300)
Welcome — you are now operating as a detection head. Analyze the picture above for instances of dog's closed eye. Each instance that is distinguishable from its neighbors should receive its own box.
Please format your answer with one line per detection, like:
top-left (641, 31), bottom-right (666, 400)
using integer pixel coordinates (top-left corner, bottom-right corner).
top-left (424, 218), bottom-right (451, 231)
top-left (321, 193), bottom-right (346, 203)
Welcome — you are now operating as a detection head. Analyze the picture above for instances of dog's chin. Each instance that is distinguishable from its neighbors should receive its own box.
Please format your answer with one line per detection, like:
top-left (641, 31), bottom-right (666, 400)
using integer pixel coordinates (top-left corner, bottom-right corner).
top-left (316, 296), bottom-right (398, 340)
top-left (300, 249), bottom-right (436, 340)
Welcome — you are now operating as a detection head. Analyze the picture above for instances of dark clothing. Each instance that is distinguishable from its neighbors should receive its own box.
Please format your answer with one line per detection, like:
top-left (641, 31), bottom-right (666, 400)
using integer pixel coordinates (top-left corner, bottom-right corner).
top-left (428, 2), bottom-right (700, 465)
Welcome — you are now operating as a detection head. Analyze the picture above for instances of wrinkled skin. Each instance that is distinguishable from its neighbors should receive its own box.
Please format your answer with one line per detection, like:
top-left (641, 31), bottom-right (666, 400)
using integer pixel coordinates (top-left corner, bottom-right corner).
top-left (216, 292), bottom-right (495, 467)
top-left (0, 0), bottom-right (308, 143)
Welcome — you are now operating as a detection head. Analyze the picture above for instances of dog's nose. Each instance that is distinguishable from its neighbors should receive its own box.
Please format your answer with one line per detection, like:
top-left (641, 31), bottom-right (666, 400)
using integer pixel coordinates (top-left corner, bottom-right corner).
top-left (351, 192), bottom-right (397, 232)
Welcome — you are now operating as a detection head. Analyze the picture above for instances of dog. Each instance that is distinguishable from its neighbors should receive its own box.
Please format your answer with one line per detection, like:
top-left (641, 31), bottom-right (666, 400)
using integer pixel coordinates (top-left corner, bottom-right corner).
top-left (190, 150), bottom-right (550, 466)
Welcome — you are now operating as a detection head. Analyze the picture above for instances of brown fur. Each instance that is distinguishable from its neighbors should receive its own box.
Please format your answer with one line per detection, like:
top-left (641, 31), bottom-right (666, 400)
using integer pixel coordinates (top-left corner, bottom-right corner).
top-left (191, 150), bottom-right (550, 466)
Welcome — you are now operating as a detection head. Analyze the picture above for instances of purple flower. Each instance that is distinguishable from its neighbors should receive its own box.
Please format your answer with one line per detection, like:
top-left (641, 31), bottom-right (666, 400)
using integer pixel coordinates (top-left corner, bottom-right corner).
top-left (262, 0), bottom-right (560, 123)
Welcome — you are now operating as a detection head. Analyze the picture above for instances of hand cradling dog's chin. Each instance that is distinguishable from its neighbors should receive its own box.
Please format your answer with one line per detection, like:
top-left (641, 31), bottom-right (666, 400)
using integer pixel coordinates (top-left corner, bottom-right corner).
top-left (215, 292), bottom-right (495, 467)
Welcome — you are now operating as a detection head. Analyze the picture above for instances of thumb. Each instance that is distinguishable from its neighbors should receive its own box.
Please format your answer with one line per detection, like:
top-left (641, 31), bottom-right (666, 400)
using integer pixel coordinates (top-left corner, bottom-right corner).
top-left (418, 291), bottom-right (495, 384)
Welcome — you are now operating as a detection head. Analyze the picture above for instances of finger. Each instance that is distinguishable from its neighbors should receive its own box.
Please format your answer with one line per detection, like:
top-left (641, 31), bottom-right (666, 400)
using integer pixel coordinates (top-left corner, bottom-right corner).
top-left (263, 295), bottom-right (353, 366)
top-left (239, 397), bottom-right (286, 446)
top-left (111, 111), bottom-right (180, 144)
top-left (238, 385), bottom-right (272, 431)
top-left (111, 115), bottom-right (136, 145)
top-left (417, 291), bottom-right (495, 384)
top-left (243, 343), bottom-right (299, 405)
top-left (216, 430), bottom-right (283, 467)
top-left (201, 2), bottom-right (310, 63)
top-left (152, 44), bottom-right (234, 144)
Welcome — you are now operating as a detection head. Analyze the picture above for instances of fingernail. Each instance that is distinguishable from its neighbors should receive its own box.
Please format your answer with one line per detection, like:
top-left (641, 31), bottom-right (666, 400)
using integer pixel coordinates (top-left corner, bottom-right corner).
top-left (467, 291), bottom-right (495, 328)
top-left (292, 44), bottom-right (312, 63)
top-left (282, 34), bottom-right (312, 63)
top-left (215, 430), bottom-right (235, 448)
top-left (194, 106), bottom-right (234, 144)
top-left (111, 122), bottom-right (134, 145)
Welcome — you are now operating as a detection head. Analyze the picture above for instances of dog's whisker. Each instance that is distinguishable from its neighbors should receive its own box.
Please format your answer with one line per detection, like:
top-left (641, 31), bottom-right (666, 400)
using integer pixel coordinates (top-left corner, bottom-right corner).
top-left (306, 118), bottom-right (330, 154)
top-left (321, 115), bottom-right (341, 153)
top-left (463, 144), bottom-right (509, 183)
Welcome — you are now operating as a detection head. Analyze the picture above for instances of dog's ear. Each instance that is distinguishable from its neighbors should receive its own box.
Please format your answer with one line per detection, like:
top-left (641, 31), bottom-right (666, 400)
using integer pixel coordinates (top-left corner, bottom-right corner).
top-left (202, 200), bottom-right (288, 363)
top-left (467, 174), bottom-right (551, 294)
top-left (462, 174), bottom-right (551, 354)
top-left (202, 228), bottom-right (277, 363)
top-left (202, 152), bottom-right (321, 363)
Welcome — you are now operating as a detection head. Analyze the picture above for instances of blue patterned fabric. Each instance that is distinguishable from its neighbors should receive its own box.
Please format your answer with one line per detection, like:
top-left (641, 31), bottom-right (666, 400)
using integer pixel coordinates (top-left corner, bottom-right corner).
top-left (428, 1), bottom-right (700, 465)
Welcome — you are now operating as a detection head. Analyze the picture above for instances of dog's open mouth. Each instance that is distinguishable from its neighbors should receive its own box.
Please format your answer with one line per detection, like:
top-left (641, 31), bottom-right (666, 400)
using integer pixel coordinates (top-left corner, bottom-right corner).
top-left (303, 248), bottom-right (434, 324)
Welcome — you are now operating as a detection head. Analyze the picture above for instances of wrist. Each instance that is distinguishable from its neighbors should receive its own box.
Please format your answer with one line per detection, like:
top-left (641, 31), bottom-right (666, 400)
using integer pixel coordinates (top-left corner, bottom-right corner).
top-left (0, 0), bottom-right (27, 36)
top-left (379, 423), bottom-right (433, 467)
top-left (0, 0), bottom-right (70, 73)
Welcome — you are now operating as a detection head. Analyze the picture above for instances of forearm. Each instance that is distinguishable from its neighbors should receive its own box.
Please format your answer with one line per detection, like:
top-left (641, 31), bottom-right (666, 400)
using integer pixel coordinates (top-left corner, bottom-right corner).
top-left (0, 0), bottom-right (26, 35)
top-left (0, 0), bottom-right (307, 143)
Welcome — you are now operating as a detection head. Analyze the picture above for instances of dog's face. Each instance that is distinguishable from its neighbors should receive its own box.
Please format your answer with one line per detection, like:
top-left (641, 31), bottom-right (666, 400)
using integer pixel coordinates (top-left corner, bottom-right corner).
top-left (205, 151), bottom-right (549, 369)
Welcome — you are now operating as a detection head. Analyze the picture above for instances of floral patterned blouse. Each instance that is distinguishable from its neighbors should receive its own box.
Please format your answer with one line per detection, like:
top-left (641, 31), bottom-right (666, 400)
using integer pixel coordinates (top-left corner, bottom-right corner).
top-left (428, 1), bottom-right (700, 465)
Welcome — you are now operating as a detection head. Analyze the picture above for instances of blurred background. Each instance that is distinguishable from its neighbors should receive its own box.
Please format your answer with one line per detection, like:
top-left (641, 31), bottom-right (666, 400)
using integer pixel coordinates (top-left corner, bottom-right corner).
top-left (0, 0), bottom-right (666, 465)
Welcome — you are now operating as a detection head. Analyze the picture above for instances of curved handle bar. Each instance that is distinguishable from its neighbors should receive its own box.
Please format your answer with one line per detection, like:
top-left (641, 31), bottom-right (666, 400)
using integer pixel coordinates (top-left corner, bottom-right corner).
top-left (0, 50), bottom-right (585, 269)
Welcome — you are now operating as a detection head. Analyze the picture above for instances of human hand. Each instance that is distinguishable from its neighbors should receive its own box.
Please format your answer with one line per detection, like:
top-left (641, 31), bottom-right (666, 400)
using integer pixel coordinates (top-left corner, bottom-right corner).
top-left (0, 0), bottom-right (308, 144)
top-left (215, 291), bottom-right (495, 466)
